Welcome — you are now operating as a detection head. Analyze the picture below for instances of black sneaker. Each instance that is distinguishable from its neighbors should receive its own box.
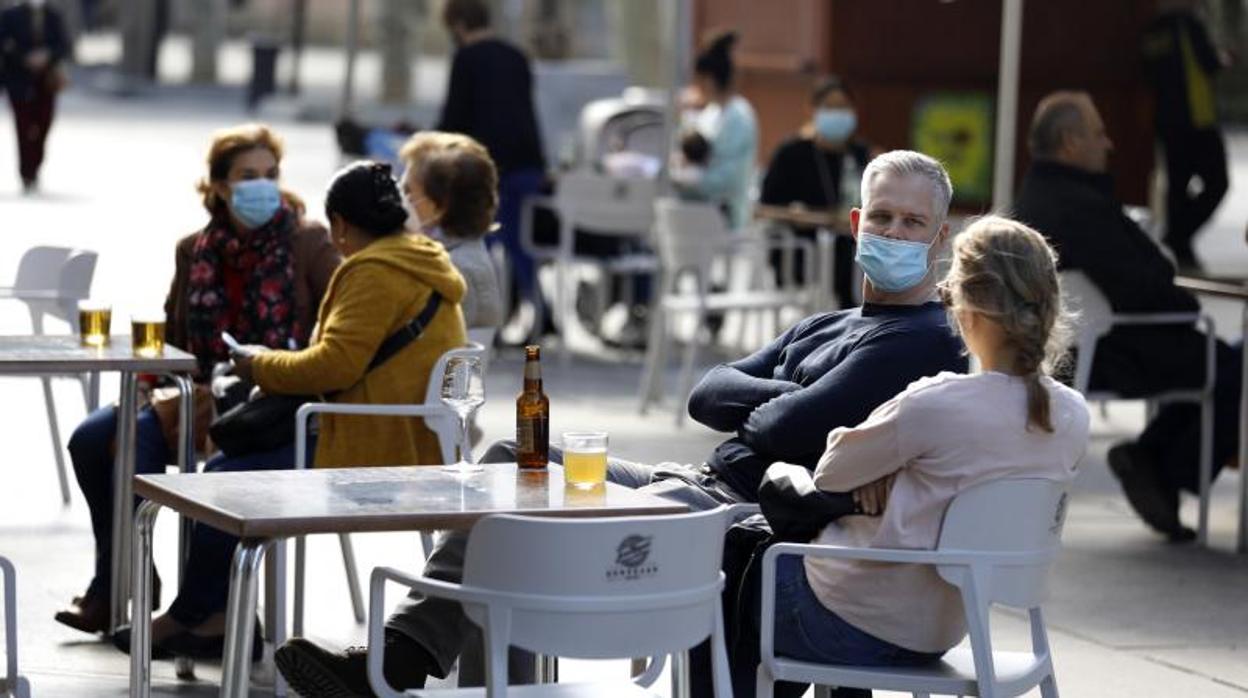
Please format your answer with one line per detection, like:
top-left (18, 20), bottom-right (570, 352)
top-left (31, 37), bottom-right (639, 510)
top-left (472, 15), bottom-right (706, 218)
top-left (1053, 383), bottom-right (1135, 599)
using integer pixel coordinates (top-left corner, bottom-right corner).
top-left (276, 636), bottom-right (429, 697)
top-left (1107, 441), bottom-right (1194, 543)
top-left (276, 639), bottom-right (372, 698)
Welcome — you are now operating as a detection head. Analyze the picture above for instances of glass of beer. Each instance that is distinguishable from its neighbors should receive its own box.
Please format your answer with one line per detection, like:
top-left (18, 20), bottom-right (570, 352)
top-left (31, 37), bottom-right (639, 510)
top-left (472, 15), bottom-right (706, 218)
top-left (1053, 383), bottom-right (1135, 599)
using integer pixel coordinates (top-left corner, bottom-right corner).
top-left (131, 312), bottom-right (166, 358)
top-left (562, 432), bottom-right (608, 489)
top-left (77, 300), bottom-right (111, 348)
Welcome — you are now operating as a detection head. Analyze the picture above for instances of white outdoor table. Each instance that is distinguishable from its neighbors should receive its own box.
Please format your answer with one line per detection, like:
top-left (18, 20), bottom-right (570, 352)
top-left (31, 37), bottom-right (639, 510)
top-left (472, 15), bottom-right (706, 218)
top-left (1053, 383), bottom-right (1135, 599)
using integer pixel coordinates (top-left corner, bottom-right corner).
top-left (0, 335), bottom-right (198, 629)
top-left (130, 462), bottom-right (689, 698)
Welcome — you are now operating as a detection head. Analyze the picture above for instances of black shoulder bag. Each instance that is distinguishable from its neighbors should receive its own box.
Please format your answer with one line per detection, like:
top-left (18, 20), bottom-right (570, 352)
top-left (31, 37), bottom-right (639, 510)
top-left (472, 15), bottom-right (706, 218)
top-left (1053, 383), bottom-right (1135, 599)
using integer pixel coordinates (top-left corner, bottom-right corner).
top-left (209, 293), bottom-right (443, 457)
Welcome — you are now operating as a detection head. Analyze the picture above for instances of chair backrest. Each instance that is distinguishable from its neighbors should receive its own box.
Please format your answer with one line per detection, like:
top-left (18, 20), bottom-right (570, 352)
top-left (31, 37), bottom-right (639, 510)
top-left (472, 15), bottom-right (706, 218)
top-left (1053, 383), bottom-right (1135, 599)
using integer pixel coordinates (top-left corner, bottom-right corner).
top-left (936, 478), bottom-right (1069, 609)
top-left (421, 341), bottom-right (488, 463)
top-left (11, 246), bottom-right (72, 291)
top-left (462, 507), bottom-right (729, 659)
top-left (554, 170), bottom-right (657, 238)
top-left (1058, 270), bottom-right (1112, 392)
top-left (54, 250), bottom-right (99, 325)
top-left (652, 197), bottom-right (733, 285)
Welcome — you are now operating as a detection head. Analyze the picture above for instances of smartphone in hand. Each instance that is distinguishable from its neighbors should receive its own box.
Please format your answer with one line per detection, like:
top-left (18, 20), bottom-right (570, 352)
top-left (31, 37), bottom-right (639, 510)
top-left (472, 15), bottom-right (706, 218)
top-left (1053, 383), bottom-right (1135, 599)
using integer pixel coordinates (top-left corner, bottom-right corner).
top-left (221, 332), bottom-right (255, 357)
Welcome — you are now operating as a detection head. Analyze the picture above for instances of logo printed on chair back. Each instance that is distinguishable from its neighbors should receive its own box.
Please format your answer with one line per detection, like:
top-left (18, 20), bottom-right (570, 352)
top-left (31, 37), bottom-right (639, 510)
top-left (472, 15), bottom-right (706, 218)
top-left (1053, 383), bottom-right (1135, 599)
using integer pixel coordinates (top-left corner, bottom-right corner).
top-left (607, 534), bottom-right (657, 581)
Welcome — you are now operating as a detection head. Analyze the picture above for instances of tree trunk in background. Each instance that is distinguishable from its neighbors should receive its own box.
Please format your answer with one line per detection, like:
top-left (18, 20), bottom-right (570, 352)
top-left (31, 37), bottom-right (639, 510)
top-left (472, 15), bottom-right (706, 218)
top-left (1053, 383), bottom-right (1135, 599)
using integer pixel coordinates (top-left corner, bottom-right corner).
top-left (190, 0), bottom-right (226, 84)
top-left (379, 0), bottom-right (417, 104)
top-left (609, 0), bottom-right (665, 87)
top-left (120, 0), bottom-right (157, 81)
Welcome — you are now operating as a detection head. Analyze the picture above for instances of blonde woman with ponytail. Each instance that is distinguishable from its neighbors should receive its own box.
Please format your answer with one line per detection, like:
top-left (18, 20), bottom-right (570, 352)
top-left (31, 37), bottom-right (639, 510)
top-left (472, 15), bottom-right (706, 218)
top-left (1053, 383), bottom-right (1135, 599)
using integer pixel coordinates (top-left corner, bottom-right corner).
top-left (739, 216), bottom-right (1091, 696)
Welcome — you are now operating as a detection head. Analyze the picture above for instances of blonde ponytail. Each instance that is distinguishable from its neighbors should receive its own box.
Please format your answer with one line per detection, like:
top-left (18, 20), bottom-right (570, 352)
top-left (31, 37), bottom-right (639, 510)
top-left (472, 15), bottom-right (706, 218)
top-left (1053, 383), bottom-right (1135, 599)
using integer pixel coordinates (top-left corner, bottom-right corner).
top-left (940, 215), bottom-right (1071, 432)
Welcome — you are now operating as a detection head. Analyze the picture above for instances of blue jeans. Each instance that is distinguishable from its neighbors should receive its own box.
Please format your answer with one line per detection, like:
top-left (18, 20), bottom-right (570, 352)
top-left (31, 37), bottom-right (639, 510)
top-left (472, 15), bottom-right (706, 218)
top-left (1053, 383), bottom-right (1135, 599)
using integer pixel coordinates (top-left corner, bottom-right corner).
top-left (69, 406), bottom-right (172, 600)
top-left (165, 439), bottom-right (308, 626)
top-left (739, 555), bottom-right (943, 698)
top-left (490, 168), bottom-right (545, 310)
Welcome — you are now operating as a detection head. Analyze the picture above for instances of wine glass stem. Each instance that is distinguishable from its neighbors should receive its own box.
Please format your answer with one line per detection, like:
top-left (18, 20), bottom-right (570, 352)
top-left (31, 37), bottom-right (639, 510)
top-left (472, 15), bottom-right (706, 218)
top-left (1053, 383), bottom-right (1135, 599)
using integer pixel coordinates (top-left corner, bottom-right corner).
top-left (458, 415), bottom-right (471, 465)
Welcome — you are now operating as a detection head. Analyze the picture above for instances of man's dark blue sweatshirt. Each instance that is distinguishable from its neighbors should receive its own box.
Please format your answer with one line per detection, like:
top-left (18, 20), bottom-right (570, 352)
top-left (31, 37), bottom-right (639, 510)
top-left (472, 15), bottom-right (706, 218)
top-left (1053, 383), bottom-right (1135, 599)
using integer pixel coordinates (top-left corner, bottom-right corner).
top-left (688, 301), bottom-right (968, 499)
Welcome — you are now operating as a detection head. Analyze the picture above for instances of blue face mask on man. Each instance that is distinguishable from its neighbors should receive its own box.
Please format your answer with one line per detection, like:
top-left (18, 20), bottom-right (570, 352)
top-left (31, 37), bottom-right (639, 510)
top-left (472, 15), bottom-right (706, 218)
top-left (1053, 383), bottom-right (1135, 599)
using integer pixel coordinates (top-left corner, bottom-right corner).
top-left (814, 108), bottom-right (856, 143)
top-left (230, 178), bottom-right (281, 230)
top-left (854, 230), bottom-right (938, 293)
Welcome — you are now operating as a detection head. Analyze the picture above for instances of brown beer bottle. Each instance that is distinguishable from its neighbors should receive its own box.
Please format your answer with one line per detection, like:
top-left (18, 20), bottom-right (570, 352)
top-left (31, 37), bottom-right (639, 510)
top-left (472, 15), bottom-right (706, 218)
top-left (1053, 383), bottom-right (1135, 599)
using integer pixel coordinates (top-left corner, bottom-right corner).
top-left (516, 345), bottom-right (549, 469)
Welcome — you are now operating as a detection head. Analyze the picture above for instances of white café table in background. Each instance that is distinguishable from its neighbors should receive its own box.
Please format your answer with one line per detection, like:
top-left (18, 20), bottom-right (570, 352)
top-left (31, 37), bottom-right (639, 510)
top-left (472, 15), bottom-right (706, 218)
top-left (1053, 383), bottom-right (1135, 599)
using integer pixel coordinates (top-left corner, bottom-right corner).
top-left (0, 335), bottom-right (198, 629)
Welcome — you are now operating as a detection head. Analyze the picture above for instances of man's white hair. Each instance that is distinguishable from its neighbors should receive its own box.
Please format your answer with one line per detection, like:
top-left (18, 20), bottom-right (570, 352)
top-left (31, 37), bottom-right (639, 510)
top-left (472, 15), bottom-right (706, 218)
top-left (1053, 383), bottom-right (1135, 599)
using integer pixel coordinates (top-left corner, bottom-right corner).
top-left (860, 150), bottom-right (954, 222)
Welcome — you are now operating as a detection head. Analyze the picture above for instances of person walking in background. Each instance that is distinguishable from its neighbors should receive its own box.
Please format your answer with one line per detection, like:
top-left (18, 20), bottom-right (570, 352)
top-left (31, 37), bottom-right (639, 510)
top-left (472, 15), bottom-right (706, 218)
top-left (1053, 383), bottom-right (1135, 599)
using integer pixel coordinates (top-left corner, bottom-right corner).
top-left (0, 0), bottom-right (71, 193)
top-left (1014, 91), bottom-right (1242, 542)
top-left (674, 30), bottom-right (758, 231)
top-left (1142, 0), bottom-right (1231, 271)
top-left (760, 76), bottom-right (874, 308)
top-left (437, 0), bottom-right (546, 340)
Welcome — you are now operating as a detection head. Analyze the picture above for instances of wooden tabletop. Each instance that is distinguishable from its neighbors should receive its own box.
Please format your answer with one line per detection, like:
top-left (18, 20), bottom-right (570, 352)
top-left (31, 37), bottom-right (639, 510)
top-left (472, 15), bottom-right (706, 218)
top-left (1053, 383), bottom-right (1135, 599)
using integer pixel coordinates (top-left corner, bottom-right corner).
top-left (0, 335), bottom-right (196, 374)
top-left (754, 204), bottom-right (849, 231)
top-left (1175, 275), bottom-right (1248, 301)
top-left (134, 464), bottom-right (690, 538)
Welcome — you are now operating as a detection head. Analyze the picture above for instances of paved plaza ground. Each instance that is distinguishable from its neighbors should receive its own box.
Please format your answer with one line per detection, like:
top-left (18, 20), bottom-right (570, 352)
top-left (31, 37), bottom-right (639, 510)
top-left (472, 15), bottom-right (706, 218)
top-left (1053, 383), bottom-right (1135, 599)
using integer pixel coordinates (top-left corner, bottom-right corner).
top-left (1, 66), bottom-right (1247, 696)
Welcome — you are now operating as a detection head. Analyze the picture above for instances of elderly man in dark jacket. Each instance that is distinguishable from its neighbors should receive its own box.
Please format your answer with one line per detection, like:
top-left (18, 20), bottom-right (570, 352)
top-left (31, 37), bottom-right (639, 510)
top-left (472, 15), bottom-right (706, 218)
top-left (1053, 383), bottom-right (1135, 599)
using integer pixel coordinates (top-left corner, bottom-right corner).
top-left (0, 0), bottom-right (71, 192)
top-left (1013, 90), bottom-right (1241, 542)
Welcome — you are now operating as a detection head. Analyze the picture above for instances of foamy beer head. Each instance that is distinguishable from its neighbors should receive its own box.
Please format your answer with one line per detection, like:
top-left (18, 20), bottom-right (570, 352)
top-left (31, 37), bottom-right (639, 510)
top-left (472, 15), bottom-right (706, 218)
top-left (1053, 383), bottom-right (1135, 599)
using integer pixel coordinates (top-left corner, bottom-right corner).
top-left (78, 300), bottom-right (112, 348)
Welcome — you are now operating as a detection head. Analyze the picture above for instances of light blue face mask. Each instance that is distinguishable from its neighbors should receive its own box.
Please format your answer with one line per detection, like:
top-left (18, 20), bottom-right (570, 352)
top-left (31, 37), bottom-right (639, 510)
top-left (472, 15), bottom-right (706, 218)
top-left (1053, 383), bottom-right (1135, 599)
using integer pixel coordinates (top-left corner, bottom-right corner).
top-left (814, 108), bottom-right (856, 143)
top-left (230, 178), bottom-right (281, 230)
top-left (855, 230), bottom-right (937, 293)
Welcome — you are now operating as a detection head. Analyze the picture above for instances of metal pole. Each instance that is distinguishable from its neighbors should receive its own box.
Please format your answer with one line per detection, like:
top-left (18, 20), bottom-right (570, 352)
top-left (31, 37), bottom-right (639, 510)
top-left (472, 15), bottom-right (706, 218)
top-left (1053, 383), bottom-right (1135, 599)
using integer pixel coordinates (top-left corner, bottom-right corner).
top-left (991, 0), bottom-right (1025, 212)
top-left (660, 0), bottom-right (692, 196)
top-left (339, 0), bottom-right (362, 120)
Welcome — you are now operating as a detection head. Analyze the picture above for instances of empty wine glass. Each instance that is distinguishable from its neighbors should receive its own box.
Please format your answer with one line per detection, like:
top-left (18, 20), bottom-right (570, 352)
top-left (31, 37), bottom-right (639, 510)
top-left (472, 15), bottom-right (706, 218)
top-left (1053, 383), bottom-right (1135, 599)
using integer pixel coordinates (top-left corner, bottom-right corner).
top-left (439, 356), bottom-right (485, 473)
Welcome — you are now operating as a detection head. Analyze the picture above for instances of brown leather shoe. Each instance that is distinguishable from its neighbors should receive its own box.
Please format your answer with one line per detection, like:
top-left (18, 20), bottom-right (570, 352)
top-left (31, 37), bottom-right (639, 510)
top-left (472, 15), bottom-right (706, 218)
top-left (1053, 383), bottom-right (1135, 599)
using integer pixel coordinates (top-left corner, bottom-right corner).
top-left (54, 594), bottom-right (110, 635)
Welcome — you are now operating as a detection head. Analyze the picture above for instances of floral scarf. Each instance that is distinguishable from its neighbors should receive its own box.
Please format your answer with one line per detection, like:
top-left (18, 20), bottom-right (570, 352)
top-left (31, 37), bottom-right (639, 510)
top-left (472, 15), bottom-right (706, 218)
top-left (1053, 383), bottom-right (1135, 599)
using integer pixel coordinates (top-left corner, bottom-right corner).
top-left (185, 207), bottom-right (303, 373)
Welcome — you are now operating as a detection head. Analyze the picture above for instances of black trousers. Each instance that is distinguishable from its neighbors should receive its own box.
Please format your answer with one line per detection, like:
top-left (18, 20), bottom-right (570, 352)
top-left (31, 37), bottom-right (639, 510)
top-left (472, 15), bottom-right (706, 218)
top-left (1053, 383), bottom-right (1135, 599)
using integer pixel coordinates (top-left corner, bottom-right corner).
top-left (1161, 128), bottom-right (1228, 260)
top-left (1090, 326), bottom-right (1241, 492)
top-left (9, 82), bottom-right (56, 184)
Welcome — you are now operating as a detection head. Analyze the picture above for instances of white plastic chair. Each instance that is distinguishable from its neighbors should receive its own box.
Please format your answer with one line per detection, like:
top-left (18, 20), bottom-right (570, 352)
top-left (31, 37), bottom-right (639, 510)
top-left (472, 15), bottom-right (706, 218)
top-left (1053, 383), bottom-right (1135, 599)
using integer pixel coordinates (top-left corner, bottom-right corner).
top-left (0, 246), bottom-right (100, 505)
top-left (520, 170), bottom-right (658, 361)
top-left (0, 557), bottom-right (29, 698)
top-left (757, 478), bottom-right (1069, 698)
top-left (366, 507), bottom-right (734, 697)
top-left (287, 341), bottom-right (487, 635)
top-left (638, 198), bottom-right (814, 425)
top-left (1061, 270), bottom-right (1217, 543)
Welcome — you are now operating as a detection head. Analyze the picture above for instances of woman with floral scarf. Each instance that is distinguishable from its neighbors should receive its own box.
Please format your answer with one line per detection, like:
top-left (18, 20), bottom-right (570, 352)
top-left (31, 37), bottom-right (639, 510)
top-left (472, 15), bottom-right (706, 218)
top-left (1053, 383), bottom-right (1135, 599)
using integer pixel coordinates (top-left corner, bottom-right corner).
top-left (54, 124), bottom-right (340, 640)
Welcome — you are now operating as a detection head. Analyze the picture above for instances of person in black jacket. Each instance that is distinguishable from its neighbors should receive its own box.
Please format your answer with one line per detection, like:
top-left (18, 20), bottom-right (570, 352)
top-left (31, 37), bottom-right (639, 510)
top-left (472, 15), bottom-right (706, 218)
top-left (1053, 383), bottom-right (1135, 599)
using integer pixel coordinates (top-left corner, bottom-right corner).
top-left (437, 0), bottom-right (546, 335)
top-left (760, 76), bottom-right (872, 308)
top-left (0, 0), bottom-right (71, 192)
top-left (1013, 90), bottom-right (1241, 542)
top-left (1142, 0), bottom-right (1230, 271)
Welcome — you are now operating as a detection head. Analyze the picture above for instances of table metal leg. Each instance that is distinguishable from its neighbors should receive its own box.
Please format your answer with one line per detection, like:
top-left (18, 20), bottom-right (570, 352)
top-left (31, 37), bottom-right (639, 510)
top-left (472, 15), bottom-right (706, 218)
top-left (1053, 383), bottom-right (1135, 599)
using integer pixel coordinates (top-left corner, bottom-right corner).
top-left (110, 371), bottom-right (139, 632)
top-left (1239, 306), bottom-right (1248, 553)
top-left (670, 649), bottom-right (690, 698)
top-left (129, 500), bottom-right (161, 698)
top-left (534, 654), bottom-right (558, 683)
top-left (222, 540), bottom-right (269, 698)
top-left (266, 540), bottom-right (288, 697)
top-left (169, 373), bottom-right (198, 679)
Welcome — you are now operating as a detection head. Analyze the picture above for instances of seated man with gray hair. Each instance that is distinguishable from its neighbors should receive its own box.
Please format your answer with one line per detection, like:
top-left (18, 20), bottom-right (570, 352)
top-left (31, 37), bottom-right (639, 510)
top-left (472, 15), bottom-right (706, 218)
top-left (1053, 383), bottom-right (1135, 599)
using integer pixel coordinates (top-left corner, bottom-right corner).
top-left (1013, 90), bottom-right (1242, 543)
top-left (275, 150), bottom-right (969, 696)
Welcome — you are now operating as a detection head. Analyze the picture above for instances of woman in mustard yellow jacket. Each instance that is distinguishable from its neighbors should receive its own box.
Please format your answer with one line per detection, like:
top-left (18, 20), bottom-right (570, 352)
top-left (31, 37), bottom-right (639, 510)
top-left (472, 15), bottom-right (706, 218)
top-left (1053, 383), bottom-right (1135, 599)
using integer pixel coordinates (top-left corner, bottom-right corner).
top-left (118, 162), bottom-right (467, 662)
